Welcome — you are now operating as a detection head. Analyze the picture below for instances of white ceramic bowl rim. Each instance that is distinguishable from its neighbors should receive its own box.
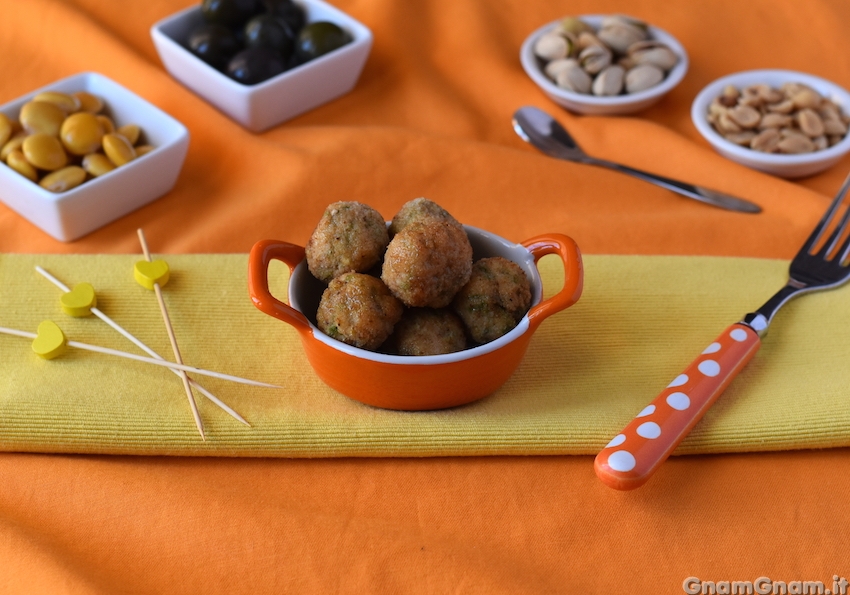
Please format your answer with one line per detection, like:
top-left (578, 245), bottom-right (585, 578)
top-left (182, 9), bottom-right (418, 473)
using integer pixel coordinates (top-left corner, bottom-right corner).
top-left (691, 69), bottom-right (850, 166)
top-left (288, 225), bottom-right (545, 367)
top-left (520, 15), bottom-right (689, 107)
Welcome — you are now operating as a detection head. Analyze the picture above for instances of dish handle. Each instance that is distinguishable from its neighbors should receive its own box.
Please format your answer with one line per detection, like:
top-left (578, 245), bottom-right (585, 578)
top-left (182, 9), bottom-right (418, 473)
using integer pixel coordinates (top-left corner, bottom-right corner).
top-left (248, 239), bottom-right (312, 334)
top-left (521, 234), bottom-right (584, 329)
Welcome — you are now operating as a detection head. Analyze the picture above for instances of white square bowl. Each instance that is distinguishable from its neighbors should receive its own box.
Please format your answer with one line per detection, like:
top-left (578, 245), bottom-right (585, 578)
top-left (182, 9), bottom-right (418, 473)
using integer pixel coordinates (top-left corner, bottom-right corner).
top-left (0, 72), bottom-right (190, 242)
top-left (150, 0), bottom-right (373, 132)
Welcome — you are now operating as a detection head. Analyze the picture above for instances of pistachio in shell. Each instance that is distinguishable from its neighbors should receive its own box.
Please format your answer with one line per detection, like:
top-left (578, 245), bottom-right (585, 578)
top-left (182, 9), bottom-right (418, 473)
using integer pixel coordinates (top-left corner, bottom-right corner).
top-left (555, 60), bottom-right (592, 94)
top-left (600, 14), bottom-right (649, 34)
top-left (597, 19), bottom-right (647, 54)
top-left (624, 64), bottom-right (664, 93)
top-left (534, 32), bottom-right (570, 61)
top-left (578, 44), bottom-right (612, 75)
top-left (557, 16), bottom-right (594, 37)
top-left (576, 31), bottom-right (605, 51)
top-left (544, 58), bottom-right (574, 81)
top-left (592, 64), bottom-right (625, 96)
top-left (626, 40), bottom-right (678, 72)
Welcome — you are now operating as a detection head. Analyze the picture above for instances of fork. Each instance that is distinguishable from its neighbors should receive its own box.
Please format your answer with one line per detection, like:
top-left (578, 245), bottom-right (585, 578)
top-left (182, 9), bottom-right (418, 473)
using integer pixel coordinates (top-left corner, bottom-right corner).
top-left (595, 172), bottom-right (850, 490)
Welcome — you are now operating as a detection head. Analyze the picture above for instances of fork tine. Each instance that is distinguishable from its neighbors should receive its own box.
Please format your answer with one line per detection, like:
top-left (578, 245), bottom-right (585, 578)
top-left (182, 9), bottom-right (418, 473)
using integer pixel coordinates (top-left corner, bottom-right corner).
top-left (830, 208), bottom-right (850, 263)
top-left (823, 183), bottom-right (850, 257)
top-left (808, 170), bottom-right (850, 256)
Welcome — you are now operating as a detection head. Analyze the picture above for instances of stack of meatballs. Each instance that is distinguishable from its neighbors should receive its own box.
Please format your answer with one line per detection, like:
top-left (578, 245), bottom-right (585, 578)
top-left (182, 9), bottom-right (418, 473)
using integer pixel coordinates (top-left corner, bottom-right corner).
top-left (305, 199), bottom-right (533, 356)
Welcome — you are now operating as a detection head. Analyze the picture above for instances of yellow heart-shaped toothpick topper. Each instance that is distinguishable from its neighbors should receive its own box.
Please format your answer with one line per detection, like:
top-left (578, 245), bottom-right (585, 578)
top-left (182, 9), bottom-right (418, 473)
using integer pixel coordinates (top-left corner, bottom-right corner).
top-left (32, 320), bottom-right (67, 360)
top-left (134, 259), bottom-right (170, 290)
top-left (60, 282), bottom-right (97, 317)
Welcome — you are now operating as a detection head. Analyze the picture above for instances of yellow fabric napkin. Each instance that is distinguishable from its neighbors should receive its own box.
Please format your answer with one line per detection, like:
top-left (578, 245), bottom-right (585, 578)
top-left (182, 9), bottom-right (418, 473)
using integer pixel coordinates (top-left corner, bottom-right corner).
top-left (0, 253), bottom-right (848, 457)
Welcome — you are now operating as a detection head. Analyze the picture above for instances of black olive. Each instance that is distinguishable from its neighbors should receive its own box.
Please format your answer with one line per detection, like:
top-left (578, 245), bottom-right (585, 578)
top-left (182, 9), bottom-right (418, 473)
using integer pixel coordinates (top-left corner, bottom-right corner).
top-left (202, 0), bottom-right (263, 28)
top-left (295, 21), bottom-right (351, 62)
top-left (243, 14), bottom-right (294, 58)
top-left (187, 23), bottom-right (240, 70)
top-left (226, 46), bottom-right (287, 85)
top-left (264, 0), bottom-right (306, 34)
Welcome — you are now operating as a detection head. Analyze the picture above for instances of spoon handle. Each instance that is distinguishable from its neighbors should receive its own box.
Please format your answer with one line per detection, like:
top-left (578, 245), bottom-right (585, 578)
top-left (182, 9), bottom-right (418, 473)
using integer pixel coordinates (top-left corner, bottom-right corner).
top-left (585, 157), bottom-right (762, 214)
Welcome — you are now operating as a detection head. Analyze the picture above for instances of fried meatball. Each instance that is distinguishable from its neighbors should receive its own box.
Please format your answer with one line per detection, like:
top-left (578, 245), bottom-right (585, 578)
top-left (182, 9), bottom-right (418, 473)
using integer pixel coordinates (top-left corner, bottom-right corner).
top-left (316, 273), bottom-right (403, 351)
top-left (305, 201), bottom-right (389, 283)
top-left (381, 219), bottom-right (473, 308)
top-left (452, 257), bottom-right (533, 344)
top-left (386, 308), bottom-right (468, 356)
top-left (388, 197), bottom-right (462, 237)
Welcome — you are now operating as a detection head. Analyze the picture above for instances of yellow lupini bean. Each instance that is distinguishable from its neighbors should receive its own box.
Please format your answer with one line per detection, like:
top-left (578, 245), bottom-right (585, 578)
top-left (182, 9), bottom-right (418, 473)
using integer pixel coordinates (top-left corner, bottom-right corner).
top-left (102, 133), bottom-right (136, 166)
top-left (3, 90), bottom-right (156, 192)
top-left (96, 114), bottom-right (115, 134)
top-left (7, 149), bottom-right (39, 182)
top-left (1, 131), bottom-right (27, 161)
top-left (33, 91), bottom-right (81, 114)
top-left (22, 132), bottom-right (68, 171)
top-left (60, 112), bottom-right (104, 156)
top-left (82, 153), bottom-right (116, 177)
top-left (0, 113), bottom-right (13, 147)
top-left (20, 101), bottom-right (66, 136)
top-left (73, 91), bottom-right (104, 114)
top-left (116, 124), bottom-right (141, 146)
top-left (39, 166), bottom-right (87, 193)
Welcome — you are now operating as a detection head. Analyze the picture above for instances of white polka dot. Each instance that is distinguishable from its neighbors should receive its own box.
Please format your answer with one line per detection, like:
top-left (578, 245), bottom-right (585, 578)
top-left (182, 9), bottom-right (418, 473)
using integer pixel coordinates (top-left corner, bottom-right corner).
top-left (698, 359), bottom-right (721, 377)
top-left (637, 405), bottom-right (656, 418)
top-left (667, 374), bottom-right (688, 388)
top-left (702, 342), bottom-right (721, 354)
top-left (730, 328), bottom-right (748, 342)
top-left (636, 422), bottom-right (661, 439)
top-left (607, 450), bottom-right (636, 472)
top-left (606, 434), bottom-right (626, 448)
top-left (666, 392), bottom-right (691, 411)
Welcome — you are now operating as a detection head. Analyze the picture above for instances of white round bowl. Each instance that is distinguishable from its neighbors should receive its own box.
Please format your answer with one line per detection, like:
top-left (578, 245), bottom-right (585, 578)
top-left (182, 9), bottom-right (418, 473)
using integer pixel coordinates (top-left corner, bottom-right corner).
top-left (519, 15), bottom-right (689, 116)
top-left (691, 69), bottom-right (850, 178)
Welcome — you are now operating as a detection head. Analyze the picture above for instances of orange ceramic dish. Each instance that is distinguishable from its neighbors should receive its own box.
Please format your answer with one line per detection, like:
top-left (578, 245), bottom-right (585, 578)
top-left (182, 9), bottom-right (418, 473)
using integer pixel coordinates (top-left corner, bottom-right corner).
top-left (248, 226), bottom-right (583, 410)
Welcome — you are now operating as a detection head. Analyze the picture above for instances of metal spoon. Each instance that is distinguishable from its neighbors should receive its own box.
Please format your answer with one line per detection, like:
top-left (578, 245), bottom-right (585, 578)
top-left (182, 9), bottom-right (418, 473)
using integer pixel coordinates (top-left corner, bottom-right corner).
top-left (512, 106), bottom-right (762, 214)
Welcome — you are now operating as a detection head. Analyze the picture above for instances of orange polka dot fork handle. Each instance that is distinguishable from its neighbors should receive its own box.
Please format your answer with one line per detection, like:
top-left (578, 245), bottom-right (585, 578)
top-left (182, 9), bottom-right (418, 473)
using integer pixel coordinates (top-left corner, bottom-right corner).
top-left (596, 171), bottom-right (850, 490)
top-left (594, 324), bottom-right (760, 491)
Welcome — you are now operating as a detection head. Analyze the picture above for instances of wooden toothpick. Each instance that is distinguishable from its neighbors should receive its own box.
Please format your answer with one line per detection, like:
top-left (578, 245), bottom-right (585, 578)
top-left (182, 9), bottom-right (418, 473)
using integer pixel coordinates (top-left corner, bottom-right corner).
top-left (35, 266), bottom-right (251, 426)
top-left (0, 324), bottom-right (279, 388)
top-left (137, 229), bottom-right (205, 440)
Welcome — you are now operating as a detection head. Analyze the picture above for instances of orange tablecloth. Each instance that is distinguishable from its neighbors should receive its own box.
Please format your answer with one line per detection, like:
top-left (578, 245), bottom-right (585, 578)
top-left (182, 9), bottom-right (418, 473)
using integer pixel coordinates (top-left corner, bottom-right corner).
top-left (2, 0), bottom-right (850, 592)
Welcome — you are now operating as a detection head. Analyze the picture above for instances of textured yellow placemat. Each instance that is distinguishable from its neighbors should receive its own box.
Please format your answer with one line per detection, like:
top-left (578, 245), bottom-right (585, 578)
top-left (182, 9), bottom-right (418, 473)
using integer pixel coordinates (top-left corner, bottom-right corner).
top-left (0, 253), bottom-right (848, 457)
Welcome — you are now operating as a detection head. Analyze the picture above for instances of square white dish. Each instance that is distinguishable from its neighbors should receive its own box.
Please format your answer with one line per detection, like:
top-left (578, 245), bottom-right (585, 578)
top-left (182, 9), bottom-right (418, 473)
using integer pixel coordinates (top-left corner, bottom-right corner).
top-left (0, 72), bottom-right (190, 242)
top-left (150, 0), bottom-right (373, 132)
